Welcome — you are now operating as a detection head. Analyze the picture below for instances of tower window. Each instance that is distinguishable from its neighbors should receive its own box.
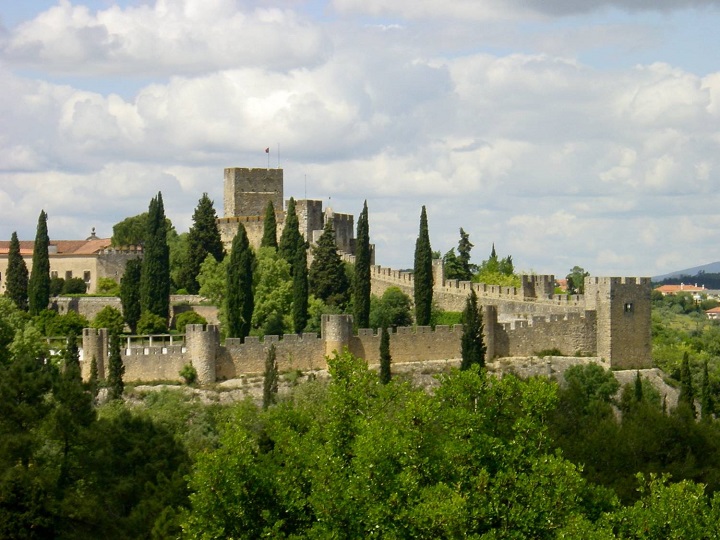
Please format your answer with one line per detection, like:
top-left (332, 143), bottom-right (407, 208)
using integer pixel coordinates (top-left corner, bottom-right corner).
top-left (624, 302), bottom-right (633, 313)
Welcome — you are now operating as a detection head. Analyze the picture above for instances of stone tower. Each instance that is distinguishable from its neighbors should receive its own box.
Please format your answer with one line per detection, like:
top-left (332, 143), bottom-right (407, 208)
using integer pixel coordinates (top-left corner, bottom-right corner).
top-left (223, 167), bottom-right (283, 218)
top-left (322, 314), bottom-right (353, 357)
top-left (584, 276), bottom-right (652, 369)
top-left (82, 327), bottom-right (108, 380)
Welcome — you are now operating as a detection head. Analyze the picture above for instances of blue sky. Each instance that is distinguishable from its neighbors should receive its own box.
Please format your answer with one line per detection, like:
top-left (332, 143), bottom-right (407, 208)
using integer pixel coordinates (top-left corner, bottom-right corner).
top-left (1, 0), bottom-right (720, 277)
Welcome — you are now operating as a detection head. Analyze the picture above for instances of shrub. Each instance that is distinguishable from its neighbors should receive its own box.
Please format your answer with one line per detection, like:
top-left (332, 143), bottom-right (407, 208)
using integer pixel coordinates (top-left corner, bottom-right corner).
top-left (175, 311), bottom-right (207, 333)
top-left (50, 276), bottom-right (65, 296)
top-left (137, 311), bottom-right (168, 334)
top-left (97, 277), bottom-right (120, 295)
top-left (62, 277), bottom-right (87, 294)
top-left (535, 348), bottom-right (563, 358)
top-left (179, 364), bottom-right (198, 385)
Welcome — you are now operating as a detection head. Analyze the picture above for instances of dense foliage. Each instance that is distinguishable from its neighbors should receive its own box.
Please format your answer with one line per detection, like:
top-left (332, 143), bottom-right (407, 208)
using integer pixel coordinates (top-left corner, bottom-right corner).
top-left (120, 257), bottom-right (142, 333)
top-left (460, 288), bottom-right (485, 370)
top-left (278, 197), bottom-right (303, 268)
top-left (309, 221), bottom-right (350, 309)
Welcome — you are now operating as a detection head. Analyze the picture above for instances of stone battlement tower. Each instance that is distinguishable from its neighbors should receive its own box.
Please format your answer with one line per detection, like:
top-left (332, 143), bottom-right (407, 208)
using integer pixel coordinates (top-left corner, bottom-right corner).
top-left (584, 276), bottom-right (652, 369)
top-left (223, 167), bottom-right (283, 219)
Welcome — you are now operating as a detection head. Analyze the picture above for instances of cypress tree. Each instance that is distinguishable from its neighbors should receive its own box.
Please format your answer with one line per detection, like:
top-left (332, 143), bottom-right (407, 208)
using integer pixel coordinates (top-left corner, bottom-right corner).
top-left (107, 332), bottom-right (125, 401)
top-left (262, 344), bottom-right (278, 410)
top-left (183, 193), bottom-right (224, 294)
top-left (678, 351), bottom-right (696, 417)
top-left (413, 206), bottom-right (433, 326)
top-left (460, 289), bottom-right (485, 370)
top-left (353, 201), bottom-right (371, 329)
top-left (28, 210), bottom-right (51, 316)
top-left (701, 359), bottom-right (713, 421)
top-left (88, 355), bottom-right (99, 398)
top-left (5, 231), bottom-right (29, 311)
top-left (52, 332), bottom-right (95, 488)
top-left (309, 221), bottom-right (349, 309)
top-left (278, 197), bottom-right (303, 268)
top-left (634, 370), bottom-right (643, 403)
top-left (379, 325), bottom-right (391, 384)
top-left (292, 246), bottom-right (309, 333)
top-left (261, 200), bottom-right (278, 249)
top-left (120, 258), bottom-right (142, 333)
top-left (226, 223), bottom-right (255, 340)
top-left (140, 193), bottom-right (170, 320)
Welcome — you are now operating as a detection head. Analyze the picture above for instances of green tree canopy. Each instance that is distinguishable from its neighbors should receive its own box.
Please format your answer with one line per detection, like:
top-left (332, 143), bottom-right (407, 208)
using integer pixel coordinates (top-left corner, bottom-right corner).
top-left (252, 247), bottom-right (292, 336)
top-left (566, 265), bottom-right (590, 295)
top-left (369, 287), bottom-right (413, 329)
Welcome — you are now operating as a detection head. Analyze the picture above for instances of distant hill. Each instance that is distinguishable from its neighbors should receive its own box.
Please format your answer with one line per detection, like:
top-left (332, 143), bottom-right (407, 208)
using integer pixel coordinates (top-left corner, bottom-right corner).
top-left (653, 261), bottom-right (720, 288)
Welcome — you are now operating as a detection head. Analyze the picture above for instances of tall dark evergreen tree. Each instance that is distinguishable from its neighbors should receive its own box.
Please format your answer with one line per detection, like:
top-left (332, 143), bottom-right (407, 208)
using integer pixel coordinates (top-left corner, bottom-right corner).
top-left (140, 193), bottom-right (170, 320)
top-left (182, 193), bottom-right (224, 294)
top-left (460, 289), bottom-right (485, 370)
top-left (4, 231), bottom-right (29, 311)
top-left (226, 223), bottom-right (255, 340)
top-left (120, 258), bottom-right (142, 333)
top-left (379, 325), bottom-right (391, 384)
top-left (107, 332), bottom-right (125, 401)
top-left (309, 222), bottom-right (349, 309)
top-left (701, 359), bottom-right (713, 421)
top-left (262, 344), bottom-right (279, 410)
top-left (292, 247), bottom-right (309, 333)
top-left (261, 201), bottom-right (278, 249)
top-left (413, 206), bottom-right (433, 326)
top-left (634, 371), bottom-right (644, 403)
top-left (353, 201), bottom-right (371, 329)
top-left (278, 197), bottom-right (303, 268)
top-left (51, 332), bottom-right (95, 489)
top-left (678, 351), bottom-right (696, 417)
top-left (457, 228), bottom-right (474, 281)
top-left (28, 210), bottom-right (51, 316)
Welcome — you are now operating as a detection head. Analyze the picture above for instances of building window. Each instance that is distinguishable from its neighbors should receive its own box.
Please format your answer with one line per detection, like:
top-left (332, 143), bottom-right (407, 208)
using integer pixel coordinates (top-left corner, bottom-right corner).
top-left (51, 271), bottom-right (58, 279)
top-left (65, 271), bottom-right (73, 280)
top-left (624, 302), bottom-right (633, 313)
top-left (84, 271), bottom-right (91, 283)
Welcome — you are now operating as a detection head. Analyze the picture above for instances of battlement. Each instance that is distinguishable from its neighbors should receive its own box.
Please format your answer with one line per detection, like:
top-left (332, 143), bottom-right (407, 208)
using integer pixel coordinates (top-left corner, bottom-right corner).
top-left (217, 215), bottom-right (265, 223)
top-left (586, 276), bottom-right (652, 286)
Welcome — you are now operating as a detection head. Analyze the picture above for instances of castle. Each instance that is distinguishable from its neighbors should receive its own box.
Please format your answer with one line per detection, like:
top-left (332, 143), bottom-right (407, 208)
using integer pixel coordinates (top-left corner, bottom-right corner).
top-left (217, 167), bottom-right (356, 255)
top-left (78, 166), bottom-right (652, 383)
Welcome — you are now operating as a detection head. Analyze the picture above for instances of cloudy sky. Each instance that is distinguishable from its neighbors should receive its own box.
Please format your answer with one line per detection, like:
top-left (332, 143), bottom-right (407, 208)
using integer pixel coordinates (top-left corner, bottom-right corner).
top-left (1, 0), bottom-right (719, 278)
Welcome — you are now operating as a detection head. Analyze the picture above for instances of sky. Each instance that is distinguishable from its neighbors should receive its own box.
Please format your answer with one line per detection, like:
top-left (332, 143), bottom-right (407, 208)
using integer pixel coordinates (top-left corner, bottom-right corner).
top-left (1, 0), bottom-right (720, 278)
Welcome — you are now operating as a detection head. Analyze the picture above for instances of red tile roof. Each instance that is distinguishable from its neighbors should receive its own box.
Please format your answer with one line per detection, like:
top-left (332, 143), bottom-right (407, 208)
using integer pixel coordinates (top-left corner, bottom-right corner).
top-left (0, 238), bottom-right (113, 256)
top-left (655, 284), bottom-right (706, 294)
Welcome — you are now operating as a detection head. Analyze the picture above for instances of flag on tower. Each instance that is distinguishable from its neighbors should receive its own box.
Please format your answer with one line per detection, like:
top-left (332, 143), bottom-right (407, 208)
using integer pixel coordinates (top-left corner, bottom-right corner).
top-left (265, 147), bottom-right (269, 153)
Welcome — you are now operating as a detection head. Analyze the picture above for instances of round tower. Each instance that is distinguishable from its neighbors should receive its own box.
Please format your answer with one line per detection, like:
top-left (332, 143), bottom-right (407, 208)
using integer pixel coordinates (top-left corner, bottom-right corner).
top-left (321, 314), bottom-right (353, 357)
top-left (186, 324), bottom-right (219, 384)
top-left (82, 328), bottom-right (107, 380)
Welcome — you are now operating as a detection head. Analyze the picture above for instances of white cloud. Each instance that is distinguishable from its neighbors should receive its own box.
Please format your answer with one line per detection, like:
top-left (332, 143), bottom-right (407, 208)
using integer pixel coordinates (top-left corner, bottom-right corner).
top-left (2, 0), bottom-right (328, 75)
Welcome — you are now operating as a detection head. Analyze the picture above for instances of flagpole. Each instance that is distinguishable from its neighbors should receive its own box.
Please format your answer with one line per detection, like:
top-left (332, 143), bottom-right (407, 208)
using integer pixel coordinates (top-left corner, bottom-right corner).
top-left (277, 143), bottom-right (280, 169)
top-left (267, 147), bottom-right (270, 170)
